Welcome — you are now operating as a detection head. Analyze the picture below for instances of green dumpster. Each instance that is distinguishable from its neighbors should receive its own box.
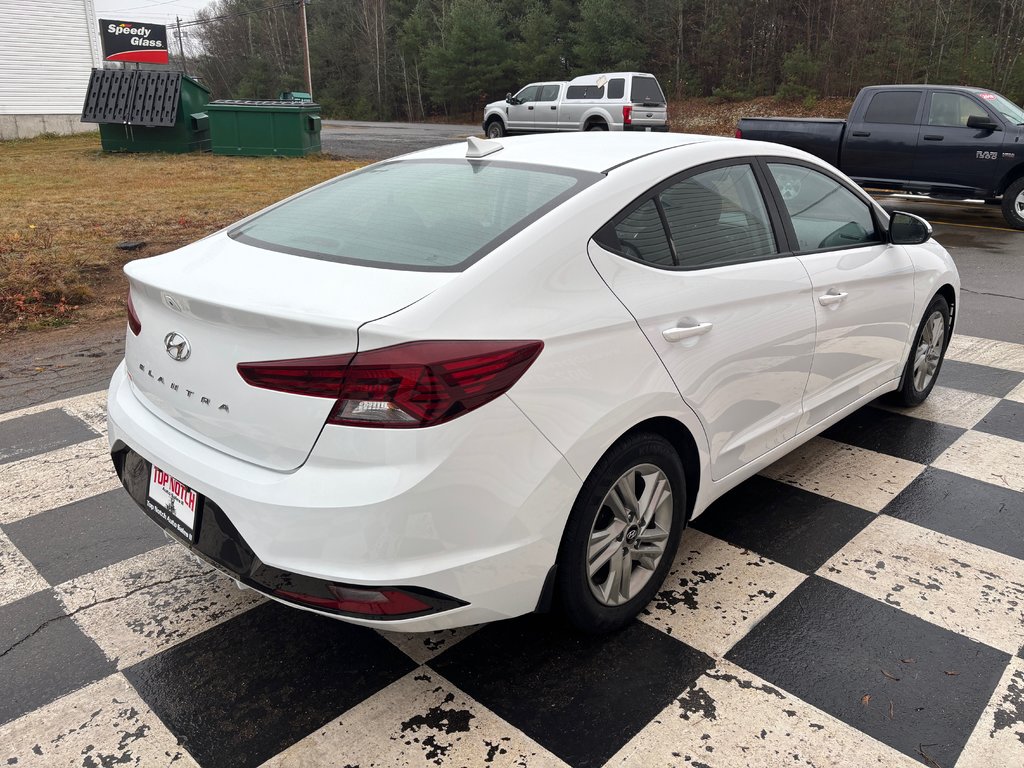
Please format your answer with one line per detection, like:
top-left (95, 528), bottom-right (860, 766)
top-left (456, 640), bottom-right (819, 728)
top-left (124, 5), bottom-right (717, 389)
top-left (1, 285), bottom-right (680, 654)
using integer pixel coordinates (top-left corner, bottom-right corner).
top-left (206, 100), bottom-right (322, 157)
top-left (82, 69), bottom-right (211, 153)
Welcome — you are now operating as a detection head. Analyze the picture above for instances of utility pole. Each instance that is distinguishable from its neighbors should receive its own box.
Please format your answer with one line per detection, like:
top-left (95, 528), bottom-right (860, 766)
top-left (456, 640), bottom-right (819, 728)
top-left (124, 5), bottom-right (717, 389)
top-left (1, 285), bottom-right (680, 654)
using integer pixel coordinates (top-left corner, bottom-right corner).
top-left (175, 16), bottom-right (188, 75)
top-left (298, 0), bottom-right (312, 98)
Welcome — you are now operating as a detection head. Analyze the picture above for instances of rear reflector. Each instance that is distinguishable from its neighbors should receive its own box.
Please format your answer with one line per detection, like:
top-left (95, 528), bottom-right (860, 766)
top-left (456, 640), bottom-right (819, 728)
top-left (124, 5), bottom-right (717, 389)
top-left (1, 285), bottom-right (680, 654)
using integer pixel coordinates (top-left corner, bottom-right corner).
top-left (622, 105), bottom-right (632, 125)
top-left (734, 128), bottom-right (742, 139)
top-left (127, 290), bottom-right (141, 336)
top-left (239, 340), bottom-right (543, 428)
top-left (274, 586), bottom-right (432, 616)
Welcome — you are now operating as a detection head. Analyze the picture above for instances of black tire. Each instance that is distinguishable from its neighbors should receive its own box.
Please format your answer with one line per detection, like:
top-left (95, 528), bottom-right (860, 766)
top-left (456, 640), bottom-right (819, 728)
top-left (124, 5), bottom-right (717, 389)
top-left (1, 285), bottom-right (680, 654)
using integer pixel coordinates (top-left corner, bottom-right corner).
top-left (895, 294), bottom-right (950, 407)
top-left (586, 122), bottom-right (608, 131)
top-left (485, 120), bottom-right (506, 139)
top-left (1001, 177), bottom-right (1024, 229)
top-left (556, 432), bottom-right (685, 634)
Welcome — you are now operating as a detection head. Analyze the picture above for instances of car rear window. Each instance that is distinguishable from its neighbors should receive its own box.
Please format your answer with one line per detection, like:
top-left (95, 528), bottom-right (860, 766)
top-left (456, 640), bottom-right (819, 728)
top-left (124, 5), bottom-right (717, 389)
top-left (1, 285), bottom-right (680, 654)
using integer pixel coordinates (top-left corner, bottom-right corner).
top-left (631, 76), bottom-right (666, 105)
top-left (230, 160), bottom-right (598, 271)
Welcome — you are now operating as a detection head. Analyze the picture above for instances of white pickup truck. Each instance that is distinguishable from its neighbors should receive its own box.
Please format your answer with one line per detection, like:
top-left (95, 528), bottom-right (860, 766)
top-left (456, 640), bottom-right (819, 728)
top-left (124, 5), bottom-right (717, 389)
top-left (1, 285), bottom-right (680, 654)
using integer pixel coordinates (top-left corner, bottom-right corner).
top-left (482, 72), bottom-right (669, 137)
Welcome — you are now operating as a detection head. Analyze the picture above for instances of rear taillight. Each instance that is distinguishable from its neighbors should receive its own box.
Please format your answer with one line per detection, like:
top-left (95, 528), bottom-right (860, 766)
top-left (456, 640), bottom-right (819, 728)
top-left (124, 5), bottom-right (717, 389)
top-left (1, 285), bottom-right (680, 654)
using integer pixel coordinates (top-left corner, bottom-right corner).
top-left (127, 290), bottom-right (141, 336)
top-left (238, 340), bottom-right (543, 428)
top-left (622, 105), bottom-right (632, 125)
top-left (735, 128), bottom-right (742, 139)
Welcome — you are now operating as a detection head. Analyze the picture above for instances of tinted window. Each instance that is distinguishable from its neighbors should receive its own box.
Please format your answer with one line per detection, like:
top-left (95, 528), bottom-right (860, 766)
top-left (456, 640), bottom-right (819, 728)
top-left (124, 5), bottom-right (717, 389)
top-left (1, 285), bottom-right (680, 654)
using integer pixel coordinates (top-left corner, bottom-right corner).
top-left (566, 85), bottom-right (605, 99)
top-left (631, 76), bottom-right (666, 105)
top-left (927, 92), bottom-right (988, 127)
top-left (607, 78), bottom-right (625, 99)
top-left (863, 91), bottom-right (921, 124)
top-left (768, 163), bottom-right (880, 251)
top-left (659, 165), bottom-right (776, 268)
top-left (612, 200), bottom-right (674, 265)
top-left (538, 84), bottom-right (561, 102)
top-left (232, 161), bottom-right (594, 271)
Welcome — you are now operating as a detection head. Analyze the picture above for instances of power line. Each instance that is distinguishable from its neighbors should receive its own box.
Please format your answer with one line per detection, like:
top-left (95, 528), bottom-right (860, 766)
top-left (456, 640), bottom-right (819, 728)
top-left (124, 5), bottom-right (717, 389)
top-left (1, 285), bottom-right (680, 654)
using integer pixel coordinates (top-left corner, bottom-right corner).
top-left (177, 1), bottom-right (301, 29)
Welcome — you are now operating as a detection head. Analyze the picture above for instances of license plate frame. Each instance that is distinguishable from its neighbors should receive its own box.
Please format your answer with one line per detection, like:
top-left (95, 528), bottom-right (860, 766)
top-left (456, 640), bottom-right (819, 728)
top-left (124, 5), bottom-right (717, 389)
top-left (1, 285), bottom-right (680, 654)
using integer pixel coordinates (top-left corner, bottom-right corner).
top-left (146, 464), bottom-right (200, 542)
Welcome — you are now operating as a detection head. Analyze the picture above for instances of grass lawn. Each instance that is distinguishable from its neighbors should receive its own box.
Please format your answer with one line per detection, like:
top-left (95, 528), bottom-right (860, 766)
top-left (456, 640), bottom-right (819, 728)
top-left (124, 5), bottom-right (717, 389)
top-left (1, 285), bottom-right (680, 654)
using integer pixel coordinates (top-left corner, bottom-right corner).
top-left (0, 132), bottom-right (358, 337)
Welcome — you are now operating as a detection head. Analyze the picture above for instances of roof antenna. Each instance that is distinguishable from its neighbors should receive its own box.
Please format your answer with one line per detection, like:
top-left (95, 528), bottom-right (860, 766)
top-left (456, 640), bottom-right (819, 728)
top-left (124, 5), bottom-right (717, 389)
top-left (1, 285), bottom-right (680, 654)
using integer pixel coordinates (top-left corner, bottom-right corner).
top-left (466, 136), bottom-right (503, 159)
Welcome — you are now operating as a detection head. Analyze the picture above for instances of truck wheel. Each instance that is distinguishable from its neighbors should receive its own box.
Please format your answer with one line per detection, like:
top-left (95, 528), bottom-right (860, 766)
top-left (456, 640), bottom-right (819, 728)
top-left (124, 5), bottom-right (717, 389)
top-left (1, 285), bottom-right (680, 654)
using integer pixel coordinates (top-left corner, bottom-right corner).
top-left (586, 122), bottom-right (607, 131)
top-left (485, 120), bottom-right (505, 139)
top-left (1001, 177), bottom-right (1024, 229)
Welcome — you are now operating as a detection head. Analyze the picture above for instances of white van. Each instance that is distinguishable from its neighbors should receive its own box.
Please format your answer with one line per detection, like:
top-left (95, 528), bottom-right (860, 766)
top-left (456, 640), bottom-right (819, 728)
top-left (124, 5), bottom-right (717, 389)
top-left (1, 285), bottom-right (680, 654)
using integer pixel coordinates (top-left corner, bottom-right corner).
top-left (483, 72), bottom-right (669, 137)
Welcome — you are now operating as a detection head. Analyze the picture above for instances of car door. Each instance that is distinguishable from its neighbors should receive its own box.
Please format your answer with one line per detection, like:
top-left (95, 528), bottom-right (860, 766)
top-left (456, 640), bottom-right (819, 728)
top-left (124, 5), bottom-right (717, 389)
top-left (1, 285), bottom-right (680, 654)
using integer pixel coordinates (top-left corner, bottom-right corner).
top-left (533, 84), bottom-right (562, 131)
top-left (507, 85), bottom-right (539, 131)
top-left (761, 160), bottom-right (915, 431)
top-left (588, 160), bottom-right (816, 480)
top-left (913, 90), bottom-right (1006, 192)
top-left (842, 89), bottom-right (923, 184)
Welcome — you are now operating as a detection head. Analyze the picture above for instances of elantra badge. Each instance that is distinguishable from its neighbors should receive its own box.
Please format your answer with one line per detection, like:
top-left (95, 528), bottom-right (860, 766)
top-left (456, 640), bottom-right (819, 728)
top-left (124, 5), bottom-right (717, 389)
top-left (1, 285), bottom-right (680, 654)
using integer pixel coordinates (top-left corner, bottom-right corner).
top-left (164, 332), bottom-right (191, 361)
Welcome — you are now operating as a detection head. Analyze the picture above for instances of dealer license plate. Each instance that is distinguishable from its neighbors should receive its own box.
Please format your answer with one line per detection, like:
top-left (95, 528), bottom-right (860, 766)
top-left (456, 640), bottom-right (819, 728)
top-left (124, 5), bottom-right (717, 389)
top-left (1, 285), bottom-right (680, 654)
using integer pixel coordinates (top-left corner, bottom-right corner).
top-left (147, 465), bottom-right (198, 542)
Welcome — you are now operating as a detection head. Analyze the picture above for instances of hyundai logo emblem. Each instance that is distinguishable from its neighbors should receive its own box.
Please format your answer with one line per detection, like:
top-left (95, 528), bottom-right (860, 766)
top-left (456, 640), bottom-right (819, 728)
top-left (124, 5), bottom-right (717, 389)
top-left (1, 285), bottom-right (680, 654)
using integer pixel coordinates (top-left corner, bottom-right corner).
top-left (164, 332), bottom-right (191, 362)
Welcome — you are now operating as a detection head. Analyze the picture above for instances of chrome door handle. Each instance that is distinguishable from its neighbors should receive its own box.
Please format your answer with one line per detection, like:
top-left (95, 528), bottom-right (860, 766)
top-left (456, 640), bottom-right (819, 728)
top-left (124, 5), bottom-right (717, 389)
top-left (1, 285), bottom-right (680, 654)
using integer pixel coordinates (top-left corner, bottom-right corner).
top-left (818, 291), bottom-right (849, 306)
top-left (662, 322), bottom-right (713, 342)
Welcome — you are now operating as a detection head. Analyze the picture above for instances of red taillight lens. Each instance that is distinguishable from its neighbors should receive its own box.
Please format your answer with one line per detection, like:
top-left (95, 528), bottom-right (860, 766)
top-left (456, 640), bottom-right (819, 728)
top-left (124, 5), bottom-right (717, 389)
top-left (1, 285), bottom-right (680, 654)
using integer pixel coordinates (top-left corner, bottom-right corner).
top-left (127, 291), bottom-right (142, 336)
top-left (238, 340), bottom-right (543, 428)
top-left (622, 105), bottom-right (633, 125)
top-left (274, 586), bottom-right (431, 616)
top-left (735, 128), bottom-right (742, 139)
top-left (237, 354), bottom-right (354, 397)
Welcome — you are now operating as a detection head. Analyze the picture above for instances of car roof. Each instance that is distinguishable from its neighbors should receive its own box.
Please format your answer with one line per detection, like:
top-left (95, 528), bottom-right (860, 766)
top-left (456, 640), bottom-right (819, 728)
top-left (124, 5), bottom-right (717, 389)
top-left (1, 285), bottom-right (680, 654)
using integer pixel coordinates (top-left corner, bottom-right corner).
top-left (403, 132), bottom-right (727, 174)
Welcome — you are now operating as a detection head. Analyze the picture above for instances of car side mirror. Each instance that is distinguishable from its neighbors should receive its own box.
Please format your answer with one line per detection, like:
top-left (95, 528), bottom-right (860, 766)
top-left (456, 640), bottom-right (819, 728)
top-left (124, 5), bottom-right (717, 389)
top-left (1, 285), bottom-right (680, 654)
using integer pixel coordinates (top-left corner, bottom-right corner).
top-left (505, 92), bottom-right (513, 104)
top-left (966, 115), bottom-right (1000, 131)
top-left (889, 211), bottom-right (932, 245)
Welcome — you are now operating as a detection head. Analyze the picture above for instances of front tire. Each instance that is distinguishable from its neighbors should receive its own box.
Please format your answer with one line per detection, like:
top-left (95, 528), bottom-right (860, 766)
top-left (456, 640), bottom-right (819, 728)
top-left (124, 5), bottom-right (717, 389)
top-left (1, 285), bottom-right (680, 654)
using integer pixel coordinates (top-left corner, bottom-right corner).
top-left (1001, 177), bottom-right (1024, 229)
top-left (895, 294), bottom-right (950, 406)
top-left (485, 119), bottom-right (506, 139)
top-left (556, 433), bottom-right (685, 634)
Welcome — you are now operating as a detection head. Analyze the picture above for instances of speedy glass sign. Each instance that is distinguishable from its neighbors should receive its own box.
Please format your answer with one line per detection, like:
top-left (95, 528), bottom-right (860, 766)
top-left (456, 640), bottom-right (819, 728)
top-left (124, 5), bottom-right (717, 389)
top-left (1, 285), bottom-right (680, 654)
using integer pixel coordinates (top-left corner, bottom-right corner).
top-left (99, 19), bottom-right (169, 65)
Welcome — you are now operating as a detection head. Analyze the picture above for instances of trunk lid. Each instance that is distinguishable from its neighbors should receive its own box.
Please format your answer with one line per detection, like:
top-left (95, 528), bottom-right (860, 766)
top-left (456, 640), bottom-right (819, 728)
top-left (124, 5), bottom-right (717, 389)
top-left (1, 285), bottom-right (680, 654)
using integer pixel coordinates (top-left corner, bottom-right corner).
top-left (123, 232), bottom-right (452, 471)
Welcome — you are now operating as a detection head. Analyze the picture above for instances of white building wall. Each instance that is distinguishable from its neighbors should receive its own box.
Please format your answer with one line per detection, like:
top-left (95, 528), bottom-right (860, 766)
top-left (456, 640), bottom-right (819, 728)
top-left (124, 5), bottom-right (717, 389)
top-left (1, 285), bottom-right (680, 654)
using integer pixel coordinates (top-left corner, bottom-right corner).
top-left (0, 0), bottom-right (102, 138)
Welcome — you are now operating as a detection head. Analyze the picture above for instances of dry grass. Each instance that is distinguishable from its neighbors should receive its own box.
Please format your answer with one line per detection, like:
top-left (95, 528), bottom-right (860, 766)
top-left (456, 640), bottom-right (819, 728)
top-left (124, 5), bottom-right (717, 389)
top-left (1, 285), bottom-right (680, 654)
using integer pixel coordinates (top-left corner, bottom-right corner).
top-left (0, 132), bottom-right (357, 336)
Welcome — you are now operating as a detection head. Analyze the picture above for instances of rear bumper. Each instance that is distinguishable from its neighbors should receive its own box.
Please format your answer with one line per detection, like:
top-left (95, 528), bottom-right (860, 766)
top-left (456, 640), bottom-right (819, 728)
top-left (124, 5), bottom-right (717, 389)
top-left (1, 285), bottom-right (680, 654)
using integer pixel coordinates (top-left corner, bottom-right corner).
top-left (106, 361), bottom-right (582, 631)
top-left (623, 124), bottom-right (670, 132)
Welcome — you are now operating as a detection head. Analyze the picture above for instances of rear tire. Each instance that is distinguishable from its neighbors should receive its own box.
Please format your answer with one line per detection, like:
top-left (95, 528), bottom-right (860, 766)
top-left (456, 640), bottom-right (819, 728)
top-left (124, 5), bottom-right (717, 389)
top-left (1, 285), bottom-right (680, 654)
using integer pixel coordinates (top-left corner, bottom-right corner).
top-left (556, 433), bottom-right (685, 634)
top-left (586, 122), bottom-right (608, 131)
top-left (485, 120), bottom-right (506, 139)
top-left (1001, 177), bottom-right (1024, 229)
top-left (894, 295), bottom-right (950, 407)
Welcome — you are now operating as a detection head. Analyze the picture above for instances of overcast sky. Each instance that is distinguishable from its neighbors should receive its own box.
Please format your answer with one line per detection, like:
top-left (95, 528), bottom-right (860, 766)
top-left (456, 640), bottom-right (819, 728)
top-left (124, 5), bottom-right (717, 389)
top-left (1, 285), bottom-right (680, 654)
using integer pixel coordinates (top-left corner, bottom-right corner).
top-left (93, 0), bottom-right (216, 26)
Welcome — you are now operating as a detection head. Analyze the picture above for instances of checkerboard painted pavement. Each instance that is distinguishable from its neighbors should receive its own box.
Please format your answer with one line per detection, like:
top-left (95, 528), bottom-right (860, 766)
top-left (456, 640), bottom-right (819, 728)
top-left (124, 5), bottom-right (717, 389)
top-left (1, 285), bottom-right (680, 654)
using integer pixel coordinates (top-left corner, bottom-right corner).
top-left (1, 332), bottom-right (1022, 768)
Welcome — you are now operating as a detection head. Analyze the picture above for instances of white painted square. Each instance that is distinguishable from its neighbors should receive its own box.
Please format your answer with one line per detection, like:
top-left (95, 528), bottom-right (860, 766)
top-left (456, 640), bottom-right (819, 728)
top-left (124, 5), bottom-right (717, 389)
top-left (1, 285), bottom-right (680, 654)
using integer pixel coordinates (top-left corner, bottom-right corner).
top-left (820, 516), bottom-right (1024, 655)
top-left (873, 386), bottom-right (1001, 429)
top-left (260, 669), bottom-right (567, 768)
top-left (933, 430), bottom-right (1024, 493)
top-left (955, 657), bottom-right (1024, 768)
top-left (760, 437), bottom-right (925, 513)
top-left (0, 529), bottom-right (49, 607)
top-left (641, 529), bottom-right (805, 658)
top-left (56, 543), bottom-right (264, 668)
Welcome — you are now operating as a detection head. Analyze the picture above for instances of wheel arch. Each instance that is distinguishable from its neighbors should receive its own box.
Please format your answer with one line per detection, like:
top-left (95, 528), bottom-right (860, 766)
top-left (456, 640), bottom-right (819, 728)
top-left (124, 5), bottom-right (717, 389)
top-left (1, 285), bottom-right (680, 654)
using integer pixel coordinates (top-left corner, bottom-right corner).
top-left (935, 283), bottom-right (957, 341)
top-left (996, 164), bottom-right (1024, 196)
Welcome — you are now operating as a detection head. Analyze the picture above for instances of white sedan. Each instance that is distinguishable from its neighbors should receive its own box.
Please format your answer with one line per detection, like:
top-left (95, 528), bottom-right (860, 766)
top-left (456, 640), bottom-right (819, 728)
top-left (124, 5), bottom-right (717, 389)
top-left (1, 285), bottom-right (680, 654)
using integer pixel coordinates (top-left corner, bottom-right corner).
top-left (107, 132), bottom-right (958, 633)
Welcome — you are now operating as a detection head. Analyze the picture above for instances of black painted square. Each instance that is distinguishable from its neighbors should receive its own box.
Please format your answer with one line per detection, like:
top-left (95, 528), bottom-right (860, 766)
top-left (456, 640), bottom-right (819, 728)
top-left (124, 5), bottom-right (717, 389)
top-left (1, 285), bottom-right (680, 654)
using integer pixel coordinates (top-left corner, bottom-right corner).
top-left (693, 476), bottom-right (874, 574)
top-left (0, 409), bottom-right (98, 465)
top-left (726, 576), bottom-right (1009, 767)
top-left (822, 406), bottom-right (964, 464)
top-left (430, 615), bottom-right (713, 768)
top-left (939, 360), bottom-right (1024, 398)
top-left (882, 467), bottom-right (1024, 561)
top-left (4, 489), bottom-right (168, 585)
top-left (123, 600), bottom-right (417, 768)
top-left (0, 589), bottom-right (115, 725)
top-left (974, 399), bottom-right (1024, 443)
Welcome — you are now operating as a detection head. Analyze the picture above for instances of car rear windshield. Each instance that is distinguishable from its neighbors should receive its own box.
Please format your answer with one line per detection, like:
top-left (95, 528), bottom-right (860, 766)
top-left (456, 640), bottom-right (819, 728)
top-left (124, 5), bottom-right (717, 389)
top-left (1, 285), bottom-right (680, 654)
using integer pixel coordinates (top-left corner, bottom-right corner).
top-left (631, 76), bottom-right (666, 105)
top-left (230, 160), bottom-right (598, 271)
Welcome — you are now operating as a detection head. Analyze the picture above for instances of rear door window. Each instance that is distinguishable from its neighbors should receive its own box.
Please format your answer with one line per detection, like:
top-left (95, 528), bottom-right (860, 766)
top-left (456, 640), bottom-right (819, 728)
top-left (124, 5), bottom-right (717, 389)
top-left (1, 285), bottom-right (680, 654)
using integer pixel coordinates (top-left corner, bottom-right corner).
top-left (232, 160), bottom-right (598, 271)
top-left (630, 76), bottom-right (666, 105)
top-left (863, 91), bottom-right (922, 124)
top-left (538, 84), bottom-right (561, 101)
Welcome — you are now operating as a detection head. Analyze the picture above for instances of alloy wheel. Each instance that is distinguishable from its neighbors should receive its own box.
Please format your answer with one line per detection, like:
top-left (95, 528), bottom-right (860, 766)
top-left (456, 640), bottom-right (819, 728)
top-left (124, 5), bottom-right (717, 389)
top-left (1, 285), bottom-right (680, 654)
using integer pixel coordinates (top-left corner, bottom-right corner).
top-left (913, 310), bottom-right (946, 392)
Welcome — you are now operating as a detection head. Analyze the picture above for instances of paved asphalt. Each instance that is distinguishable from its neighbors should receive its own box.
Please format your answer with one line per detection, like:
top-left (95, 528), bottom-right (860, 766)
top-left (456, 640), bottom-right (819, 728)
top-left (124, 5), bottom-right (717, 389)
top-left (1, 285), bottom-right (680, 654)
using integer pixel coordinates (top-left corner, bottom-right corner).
top-left (320, 119), bottom-right (482, 161)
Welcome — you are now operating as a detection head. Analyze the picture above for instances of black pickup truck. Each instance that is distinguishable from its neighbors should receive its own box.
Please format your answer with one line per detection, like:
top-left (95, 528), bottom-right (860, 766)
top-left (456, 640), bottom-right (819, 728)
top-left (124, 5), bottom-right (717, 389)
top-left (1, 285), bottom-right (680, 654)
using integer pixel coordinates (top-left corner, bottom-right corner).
top-left (736, 84), bottom-right (1024, 229)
